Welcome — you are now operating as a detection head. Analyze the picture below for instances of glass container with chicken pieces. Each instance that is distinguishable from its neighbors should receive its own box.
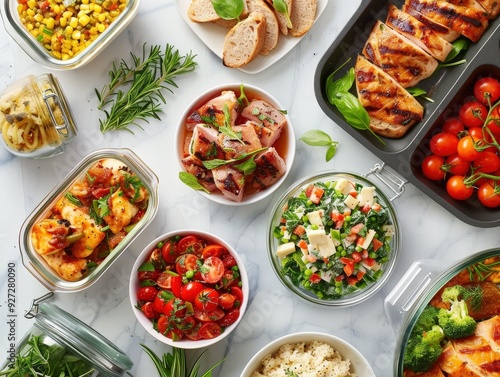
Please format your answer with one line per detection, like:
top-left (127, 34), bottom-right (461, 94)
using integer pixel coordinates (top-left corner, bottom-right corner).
top-left (19, 148), bottom-right (159, 292)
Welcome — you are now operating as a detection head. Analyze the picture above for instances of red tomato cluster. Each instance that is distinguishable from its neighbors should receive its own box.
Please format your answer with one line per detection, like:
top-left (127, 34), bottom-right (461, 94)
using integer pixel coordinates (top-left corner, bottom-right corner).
top-left (421, 77), bottom-right (500, 208)
top-left (136, 234), bottom-right (244, 341)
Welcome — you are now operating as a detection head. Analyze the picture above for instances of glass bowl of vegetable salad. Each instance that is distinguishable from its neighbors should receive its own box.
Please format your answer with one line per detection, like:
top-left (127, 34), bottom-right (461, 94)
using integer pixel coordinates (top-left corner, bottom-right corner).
top-left (268, 171), bottom-right (400, 307)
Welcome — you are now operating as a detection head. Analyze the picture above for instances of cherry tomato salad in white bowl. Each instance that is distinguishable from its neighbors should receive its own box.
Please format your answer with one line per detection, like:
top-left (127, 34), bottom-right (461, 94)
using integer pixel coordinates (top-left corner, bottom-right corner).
top-left (129, 230), bottom-right (248, 349)
top-left (268, 172), bottom-right (400, 307)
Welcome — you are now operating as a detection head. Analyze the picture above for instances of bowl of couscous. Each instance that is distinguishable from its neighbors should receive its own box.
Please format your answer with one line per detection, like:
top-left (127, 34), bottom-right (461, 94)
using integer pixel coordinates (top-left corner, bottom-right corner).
top-left (0, 0), bottom-right (140, 70)
top-left (240, 332), bottom-right (375, 377)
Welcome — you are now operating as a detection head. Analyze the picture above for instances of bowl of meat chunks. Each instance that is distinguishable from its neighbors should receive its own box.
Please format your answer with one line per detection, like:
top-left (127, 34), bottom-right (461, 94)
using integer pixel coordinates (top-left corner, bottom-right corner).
top-left (175, 83), bottom-right (295, 206)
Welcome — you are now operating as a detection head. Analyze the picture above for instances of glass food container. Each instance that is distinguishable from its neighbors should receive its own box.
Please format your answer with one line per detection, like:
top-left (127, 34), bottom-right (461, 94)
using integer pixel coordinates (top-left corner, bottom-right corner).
top-left (267, 170), bottom-right (401, 307)
top-left (384, 248), bottom-right (500, 376)
top-left (0, 73), bottom-right (77, 158)
top-left (0, 0), bottom-right (141, 70)
top-left (1, 294), bottom-right (133, 376)
top-left (19, 148), bottom-right (160, 292)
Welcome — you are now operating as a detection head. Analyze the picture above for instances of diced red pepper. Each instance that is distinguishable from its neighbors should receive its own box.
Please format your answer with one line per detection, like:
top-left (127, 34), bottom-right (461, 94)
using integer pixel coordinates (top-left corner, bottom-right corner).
top-left (349, 190), bottom-right (358, 198)
top-left (305, 185), bottom-right (324, 204)
top-left (356, 236), bottom-right (366, 247)
top-left (351, 251), bottom-right (362, 262)
top-left (363, 257), bottom-right (376, 267)
top-left (297, 240), bottom-right (308, 250)
top-left (350, 223), bottom-right (364, 234)
top-left (309, 273), bottom-right (321, 284)
top-left (293, 225), bottom-right (306, 236)
top-left (372, 238), bottom-right (383, 252)
top-left (361, 203), bottom-right (371, 213)
top-left (356, 270), bottom-right (365, 280)
top-left (340, 257), bottom-right (355, 276)
top-left (346, 276), bottom-right (359, 286)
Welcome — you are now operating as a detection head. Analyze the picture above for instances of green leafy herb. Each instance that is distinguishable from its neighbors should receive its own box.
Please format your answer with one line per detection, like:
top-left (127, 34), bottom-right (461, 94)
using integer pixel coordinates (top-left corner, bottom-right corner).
top-left (141, 344), bottom-right (224, 377)
top-left (212, 0), bottom-right (244, 20)
top-left (326, 66), bottom-right (386, 145)
top-left (438, 38), bottom-right (469, 69)
top-left (237, 84), bottom-right (250, 107)
top-left (285, 369), bottom-right (299, 377)
top-left (234, 156), bottom-right (257, 175)
top-left (407, 87), bottom-right (434, 103)
top-left (90, 194), bottom-right (110, 225)
top-left (300, 129), bottom-right (339, 162)
top-left (179, 172), bottom-right (211, 193)
top-left (96, 43), bottom-right (197, 133)
top-left (65, 192), bottom-right (83, 206)
top-left (0, 334), bottom-right (94, 377)
top-left (272, 0), bottom-right (292, 28)
top-left (202, 147), bottom-right (267, 169)
top-left (123, 173), bottom-right (145, 202)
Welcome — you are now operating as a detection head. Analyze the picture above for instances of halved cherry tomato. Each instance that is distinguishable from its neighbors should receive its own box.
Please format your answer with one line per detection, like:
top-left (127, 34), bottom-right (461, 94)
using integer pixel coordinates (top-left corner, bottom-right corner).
top-left (194, 288), bottom-right (219, 311)
top-left (184, 323), bottom-right (202, 340)
top-left (141, 302), bottom-right (156, 319)
top-left (218, 293), bottom-right (236, 310)
top-left (230, 286), bottom-right (243, 307)
top-left (157, 273), bottom-right (183, 297)
top-left (218, 309), bottom-right (240, 327)
top-left (176, 315), bottom-right (196, 331)
top-left (157, 316), bottom-right (170, 335)
top-left (200, 256), bottom-right (224, 283)
top-left (178, 236), bottom-right (204, 256)
top-left (137, 269), bottom-right (160, 281)
top-left (194, 308), bottom-right (225, 322)
top-left (161, 239), bottom-right (180, 263)
top-left (180, 281), bottom-right (205, 303)
top-left (198, 322), bottom-right (222, 339)
top-left (175, 253), bottom-right (199, 275)
top-left (201, 244), bottom-right (226, 259)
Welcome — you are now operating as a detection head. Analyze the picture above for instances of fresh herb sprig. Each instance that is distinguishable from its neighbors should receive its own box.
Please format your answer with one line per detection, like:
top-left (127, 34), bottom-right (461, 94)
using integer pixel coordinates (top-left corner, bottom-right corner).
top-left (325, 60), bottom-right (386, 145)
top-left (141, 344), bottom-right (224, 377)
top-left (438, 38), bottom-right (469, 70)
top-left (96, 43), bottom-right (197, 133)
top-left (300, 129), bottom-right (339, 162)
top-left (212, 0), bottom-right (245, 20)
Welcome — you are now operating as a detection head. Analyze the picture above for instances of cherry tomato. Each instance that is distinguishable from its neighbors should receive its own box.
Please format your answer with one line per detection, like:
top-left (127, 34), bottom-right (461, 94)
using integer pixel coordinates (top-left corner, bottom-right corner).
top-left (198, 322), bottom-right (222, 339)
top-left (442, 117), bottom-right (465, 135)
top-left (175, 253), bottom-right (199, 275)
top-left (230, 286), bottom-right (244, 307)
top-left (161, 239), bottom-right (180, 263)
top-left (180, 281), bottom-right (205, 303)
top-left (194, 308), bottom-right (225, 322)
top-left (163, 298), bottom-right (191, 318)
top-left (477, 181), bottom-right (500, 208)
top-left (221, 269), bottom-right (239, 288)
top-left (194, 288), bottom-right (219, 311)
top-left (474, 77), bottom-right (500, 104)
top-left (218, 293), bottom-right (236, 310)
top-left (444, 154), bottom-right (470, 176)
top-left (137, 269), bottom-right (160, 281)
top-left (218, 308), bottom-right (240, 327)
top-left (141, 302), bottom-right (156, 319)
top-left (421, 154), bottom-right (445, 181)
top-left (459, 100), bottom-right (488, 128)
top-left (184, 323), bottom-right (202, 341)
top-left (176, 315), bottom-right (196, 331)
top-left (429, 132), bottom-right (459, 156)
top-left (201, 244), bottom-right (226, 259)
top-left (157, 273), bottom-right (183, 297)
top-left (200, 256), bottom-right (225, 283)
top-left (153, 292), bottom-right (173, 314)
top-left (221, 253), bottom-right (237, 268)
top-left (457, 135), bottom-right (480, 161)
top-left (446, 175), bottom-right (474, 200)
top-left (472, 151), bottom-right (500, 173)
top-left (157, 316), bottom-right (170, 335)
top-left (137, 286), bottom-right (158, 302)
top-left (165, 328), bottom-right (184, 341)
top-left (486, 107), bottom-right (500, 136)
top-left (178, 235), bottom-right (204, 256)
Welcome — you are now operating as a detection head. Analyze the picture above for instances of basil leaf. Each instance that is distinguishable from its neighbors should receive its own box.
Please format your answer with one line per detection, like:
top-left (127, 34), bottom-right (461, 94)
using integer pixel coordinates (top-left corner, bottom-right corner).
top-left (234, 157), bottom-right (257, 175)
top-left (327, 68), bottom-right (355, 103)
top-left (331, 92), bottom-right (370, 130)
top-left (445, 38), bottom-right (469, 63)
top-left (212, 0), bottom-right (244, 20)
top-left (300, 130), bottom-right (332, 146)
top-left (272, 0), bottom-right (292, 28)
top-left (179, 172), bottom-right (210, 193)
top-left (326, 145), bottom-right (337, 162)
top-left (407, 87), bottom-right (434, 103)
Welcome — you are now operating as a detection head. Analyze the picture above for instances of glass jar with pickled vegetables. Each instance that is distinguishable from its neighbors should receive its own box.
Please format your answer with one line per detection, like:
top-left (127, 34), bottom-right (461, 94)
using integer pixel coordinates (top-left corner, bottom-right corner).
top-left (0, 294), bottom-right (133, 377)
top-left (0, 73), bottom-right (77, 158)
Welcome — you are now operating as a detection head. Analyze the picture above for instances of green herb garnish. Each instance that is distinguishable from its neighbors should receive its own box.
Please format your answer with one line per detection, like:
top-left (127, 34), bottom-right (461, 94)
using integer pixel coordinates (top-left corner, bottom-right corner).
top-left (179, 172), bottom-right (211, 193)
top-left (272, 0), bottom-right (292, 28)
top-left (211, 0), bottom-right (245, 20)
top-left (300, 129), bottom-right (339, 162)
top-left (65, 192), bottom-right (83, 206)
top-left (96, 43), bottom-right (197, 133)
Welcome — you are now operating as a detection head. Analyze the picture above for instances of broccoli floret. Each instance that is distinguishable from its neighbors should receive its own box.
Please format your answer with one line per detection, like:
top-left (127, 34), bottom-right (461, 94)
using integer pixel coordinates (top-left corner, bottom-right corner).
top-left (404, 325), bottom-right (445, 373)
top-left (437, 285), bottom-right (481, 339)
top-left (413, 305), bottom-right (441, 333)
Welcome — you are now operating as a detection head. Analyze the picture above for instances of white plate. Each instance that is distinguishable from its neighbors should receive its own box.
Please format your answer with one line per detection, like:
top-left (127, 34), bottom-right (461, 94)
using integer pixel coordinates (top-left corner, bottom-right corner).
top-left (176, 0), bottom-right (328, 74)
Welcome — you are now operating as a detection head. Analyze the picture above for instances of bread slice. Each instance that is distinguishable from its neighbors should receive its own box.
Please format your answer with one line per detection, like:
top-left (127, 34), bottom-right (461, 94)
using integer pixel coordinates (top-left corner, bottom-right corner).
top-left (222, 12), bottom-right (267, 68)
top-left (289, 0), bottom-right (317, 37)
top-left (265, 0), bottom-right (293, 35)
top-left (247, 0), bottom-right (279, 55)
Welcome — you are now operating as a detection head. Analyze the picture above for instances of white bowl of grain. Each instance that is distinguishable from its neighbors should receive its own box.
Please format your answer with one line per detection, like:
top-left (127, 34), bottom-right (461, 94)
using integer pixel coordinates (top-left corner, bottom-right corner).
top-left (240, 332), bottom-right (375, 377)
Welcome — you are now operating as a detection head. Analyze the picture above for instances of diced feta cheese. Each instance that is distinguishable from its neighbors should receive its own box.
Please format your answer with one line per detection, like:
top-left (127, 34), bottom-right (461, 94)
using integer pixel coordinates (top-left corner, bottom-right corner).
top-left (383, 224), bottom-right (395, 237)
top-left (344, 194), bottom-right (359, 209)
top-left (361, 260), bottom-right (381, 271)
top-left (317, 237), bottom-right (336, 258)
top-left (335, 178), bottom-right (354, 195)
top-left (276, 242), bottom-right (296, 259)
top-left (306, 228), bottom-right (328, 245)
top-left (320, 270), bottom-right (334, 283)
top-left (307, 210), bottom-right (323, 226)
top-left (359, 229), bottom-right (376, 249)
top-left (358, 186), bottom-right (375, 206)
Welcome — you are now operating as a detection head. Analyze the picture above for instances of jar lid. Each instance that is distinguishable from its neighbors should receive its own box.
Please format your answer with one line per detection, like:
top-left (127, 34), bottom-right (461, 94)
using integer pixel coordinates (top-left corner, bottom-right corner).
top-left (33, 302), bottom-right (133, 376)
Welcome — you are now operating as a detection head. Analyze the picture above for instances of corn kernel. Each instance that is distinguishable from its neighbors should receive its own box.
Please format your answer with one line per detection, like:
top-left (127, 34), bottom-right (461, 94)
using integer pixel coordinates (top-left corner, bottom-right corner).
top-left (27, 0), bottom-right (36, 8)
top-left (71, 30), bottom-right (81, 39)
top-left (60, 17), bottom-right (67, 27)
top-left (93, 4), bottom-right (102, 13)
top-left (97, 23), bottom-right (105, 33)
top-left (69, 17), bottom-right (78, 28)
top-left (63, 10), bottom-right (72, 18)
top-left (45, 17), bottom-right (55, 29)
top-left (64, 25), bottom-right (73, 34)
top-left (52, 4), bottom-right (60, 13)
top-left (79, 14), bottom-right (90, 26)
top-left (97, 13), bottom-right (106, 22)
top-left (34, 13), bottom-right (43, 22)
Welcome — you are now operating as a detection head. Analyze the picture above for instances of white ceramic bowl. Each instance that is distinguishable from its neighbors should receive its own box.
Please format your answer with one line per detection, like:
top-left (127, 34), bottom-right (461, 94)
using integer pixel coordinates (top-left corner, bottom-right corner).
top-left (175, 83), bottom-right (295, 206)
top-left (129, 229), bottom-right (249, 349)
top-left (240, 332), bottom-right (375, 377)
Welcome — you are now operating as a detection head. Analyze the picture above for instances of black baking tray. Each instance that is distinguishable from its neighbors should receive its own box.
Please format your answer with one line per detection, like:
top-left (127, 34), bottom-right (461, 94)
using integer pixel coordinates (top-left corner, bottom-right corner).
top-left (314, 0), bottom-right (500, 228)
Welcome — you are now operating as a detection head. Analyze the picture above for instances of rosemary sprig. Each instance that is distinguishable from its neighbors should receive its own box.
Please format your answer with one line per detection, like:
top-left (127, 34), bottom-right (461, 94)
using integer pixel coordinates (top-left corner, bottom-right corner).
top-left (96, 43), bottom-right (197, 133)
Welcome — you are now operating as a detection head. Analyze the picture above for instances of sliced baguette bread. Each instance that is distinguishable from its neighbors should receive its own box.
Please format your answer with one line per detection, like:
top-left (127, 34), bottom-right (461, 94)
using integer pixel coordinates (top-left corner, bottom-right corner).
top-left (246, 0), bottom-right (279, 55)
top-left (222, 12), bottom-right (267, 68)
top-left (289, 0), bottom-right (317, 37)
top-left (265, 0), bottom-right (293, 35)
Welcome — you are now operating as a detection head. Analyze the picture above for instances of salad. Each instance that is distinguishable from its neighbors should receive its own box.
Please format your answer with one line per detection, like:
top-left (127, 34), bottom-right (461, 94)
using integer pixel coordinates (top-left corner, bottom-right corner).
top-left (272, 176), bottom-right (395, 300)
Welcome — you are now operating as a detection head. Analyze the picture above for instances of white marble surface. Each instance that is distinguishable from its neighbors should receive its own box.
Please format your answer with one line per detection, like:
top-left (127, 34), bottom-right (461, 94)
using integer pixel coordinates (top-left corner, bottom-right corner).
top-left (0, 1), bottom-right (499, 376)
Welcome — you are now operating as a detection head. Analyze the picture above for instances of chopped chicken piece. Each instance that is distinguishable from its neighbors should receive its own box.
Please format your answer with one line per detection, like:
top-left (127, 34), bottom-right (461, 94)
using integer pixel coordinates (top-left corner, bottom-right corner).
top-left (402, 4), bottom-right (461, 41)
top-left (186, 90), bottom-right (239, 129)
top-left (31, 219), bottom-right (70, 256)
top-left (241, 99), bottom-right (287, 147)
top-left (190, 124), bottom-right (225, 160)
top-left (102, 190), bottom-right (139, 235)
top-left (212, 166), bottom-right (245, 202)
top-left (42, 251), bottom-right (89, 281)
top-left (181, 155), bottom-right (217, 192)
top-left (253, 147), bottom-right (286, 188)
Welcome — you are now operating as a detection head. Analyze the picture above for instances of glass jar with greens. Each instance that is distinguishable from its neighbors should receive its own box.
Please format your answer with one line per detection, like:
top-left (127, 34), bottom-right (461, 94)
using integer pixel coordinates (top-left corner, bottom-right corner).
top-left (1, 295), bottom-right (133, 377)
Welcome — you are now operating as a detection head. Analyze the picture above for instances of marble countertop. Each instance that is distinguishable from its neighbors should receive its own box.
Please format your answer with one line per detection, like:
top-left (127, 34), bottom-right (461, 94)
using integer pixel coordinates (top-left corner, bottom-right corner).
top-left (1, 1), bottom-right (499, 376)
